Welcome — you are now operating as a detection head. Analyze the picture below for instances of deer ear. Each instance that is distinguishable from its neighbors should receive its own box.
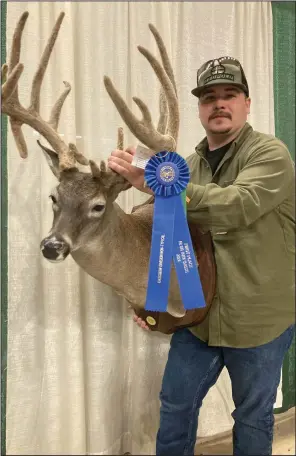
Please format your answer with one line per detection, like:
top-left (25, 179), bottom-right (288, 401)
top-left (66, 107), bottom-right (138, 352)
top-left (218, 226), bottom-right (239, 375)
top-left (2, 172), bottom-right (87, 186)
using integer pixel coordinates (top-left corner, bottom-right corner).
top-left (109, 175), bottom-right (132, 201)
top-left (101, 169), bottom-right (131, 201)
top-left (90, 160), bottom-right (131, 200)
top-left (37, 140), bottom-right (60, 179)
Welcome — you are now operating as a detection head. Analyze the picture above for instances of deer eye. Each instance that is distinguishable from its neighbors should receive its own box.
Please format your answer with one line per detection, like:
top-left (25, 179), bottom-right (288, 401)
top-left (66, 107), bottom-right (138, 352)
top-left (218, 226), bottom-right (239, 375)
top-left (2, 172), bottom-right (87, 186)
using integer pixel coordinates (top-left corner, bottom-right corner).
top-left (92, 204), bottom-right (105, 212)
top-left (49, 194), bottom-right (58, 204)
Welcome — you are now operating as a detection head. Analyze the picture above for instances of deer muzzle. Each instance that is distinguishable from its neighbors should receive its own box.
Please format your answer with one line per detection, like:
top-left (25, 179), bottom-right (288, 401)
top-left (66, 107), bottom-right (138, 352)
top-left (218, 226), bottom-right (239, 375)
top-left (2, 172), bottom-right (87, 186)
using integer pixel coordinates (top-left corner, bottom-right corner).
top-left (40, 234), bottom-right (70, 263)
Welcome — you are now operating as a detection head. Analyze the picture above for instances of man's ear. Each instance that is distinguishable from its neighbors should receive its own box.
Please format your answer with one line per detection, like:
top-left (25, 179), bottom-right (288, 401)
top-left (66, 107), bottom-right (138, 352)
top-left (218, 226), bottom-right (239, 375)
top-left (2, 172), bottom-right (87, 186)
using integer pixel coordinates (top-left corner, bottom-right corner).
top-left (246, 97), bottom-right (251, 115)
top-left (37, 140), bottom-right (60, 179)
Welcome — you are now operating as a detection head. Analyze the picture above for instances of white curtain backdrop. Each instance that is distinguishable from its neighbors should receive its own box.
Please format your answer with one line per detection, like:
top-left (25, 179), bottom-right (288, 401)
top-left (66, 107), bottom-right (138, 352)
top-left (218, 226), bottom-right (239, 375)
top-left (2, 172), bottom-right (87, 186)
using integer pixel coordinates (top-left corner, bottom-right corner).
top-left (6, 2), bottom-right (279, 455)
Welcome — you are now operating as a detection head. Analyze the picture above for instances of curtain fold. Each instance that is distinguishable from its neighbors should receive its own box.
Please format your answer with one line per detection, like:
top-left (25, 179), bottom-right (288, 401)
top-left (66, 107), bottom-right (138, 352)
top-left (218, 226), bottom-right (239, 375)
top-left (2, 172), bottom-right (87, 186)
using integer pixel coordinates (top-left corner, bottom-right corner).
top-left (5, 2), bottom-right (279, 454)
top-left (1, 1), bottom-right (8, 455)
top-left (272, 0), bottom-right (296, 414)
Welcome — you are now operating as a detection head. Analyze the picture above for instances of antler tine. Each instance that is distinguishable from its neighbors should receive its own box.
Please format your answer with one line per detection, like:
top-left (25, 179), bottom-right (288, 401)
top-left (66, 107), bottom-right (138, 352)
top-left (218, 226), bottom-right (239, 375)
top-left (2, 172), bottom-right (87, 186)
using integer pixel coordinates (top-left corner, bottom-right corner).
top-left (148, 24), bottom-right (175, 137)
top-left (117, 127), bottom-right (124, 150)
top-left (1, 64), bottom-right (8, 81)
top-left (69, 143), bottom-right (89, 166)
top-left (48, 81), bottom-right (71, 130)
top-left (1, 62), bottom-right (24, 102)
top-left (1, 12), bottom-right (78, 170)
top-left (138, 44), bottom-right (179, 144)
top-left (30, 12), bottom-right (65, 114)
top-left (148, 24), bottom-right (177, 97)
top-left (104, 76), bottom-right (168, 152)
top-left (104, 25), bottom-right (179, 153)
top-left (5, 12), bottom-right (29, 158)
top-left (157, 88), bottom-right (168, 134)
top-left (8, 11), bottom-right (29, 103)
top-left (10, 121), bottom-right (28, 158)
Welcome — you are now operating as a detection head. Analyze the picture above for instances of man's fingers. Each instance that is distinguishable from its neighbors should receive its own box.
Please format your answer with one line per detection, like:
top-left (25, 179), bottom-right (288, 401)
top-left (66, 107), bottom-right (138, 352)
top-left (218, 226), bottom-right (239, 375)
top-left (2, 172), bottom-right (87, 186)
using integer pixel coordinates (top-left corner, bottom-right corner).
top-left (132, 314), bottom-right (151, 331)
top-left (108, 148), bottom-right (147, 192)
top-left (125, 146), bottom-right (136, 155)
top-left (111, 149), bottom-right (134, 163)
top-left (108, 160), bottom-right (130, 178)
top-left (108, 156), bottom-right (136, 173)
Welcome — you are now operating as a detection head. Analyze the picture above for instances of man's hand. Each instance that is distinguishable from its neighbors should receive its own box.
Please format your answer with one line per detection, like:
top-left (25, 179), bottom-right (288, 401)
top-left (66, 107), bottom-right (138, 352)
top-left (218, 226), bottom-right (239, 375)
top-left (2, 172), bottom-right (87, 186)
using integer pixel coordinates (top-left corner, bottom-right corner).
top-left (107, 147), bottom-right (153, 195)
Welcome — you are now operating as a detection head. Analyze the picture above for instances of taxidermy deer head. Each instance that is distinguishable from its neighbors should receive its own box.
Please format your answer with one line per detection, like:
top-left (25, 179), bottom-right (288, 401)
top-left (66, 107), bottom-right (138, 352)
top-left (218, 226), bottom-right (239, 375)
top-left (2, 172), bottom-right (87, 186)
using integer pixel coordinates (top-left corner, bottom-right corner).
top-left (3, 11), bottom-right (218, 335)
top-left (2, 12), bottom-right (195, 317)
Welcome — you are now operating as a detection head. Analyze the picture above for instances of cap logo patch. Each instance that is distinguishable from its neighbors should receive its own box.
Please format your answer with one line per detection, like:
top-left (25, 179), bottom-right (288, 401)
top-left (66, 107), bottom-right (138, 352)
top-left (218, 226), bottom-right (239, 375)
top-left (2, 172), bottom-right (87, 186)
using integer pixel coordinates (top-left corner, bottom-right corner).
top-left (204, 59), bottom-right (234, 85)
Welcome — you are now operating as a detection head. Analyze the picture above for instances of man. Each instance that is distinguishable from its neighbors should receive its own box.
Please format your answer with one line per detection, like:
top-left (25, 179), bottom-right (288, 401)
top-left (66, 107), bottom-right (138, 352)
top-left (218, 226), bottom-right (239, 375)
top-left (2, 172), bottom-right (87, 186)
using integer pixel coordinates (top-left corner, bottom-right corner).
top-left (108, 57), bottom-right (295, 455)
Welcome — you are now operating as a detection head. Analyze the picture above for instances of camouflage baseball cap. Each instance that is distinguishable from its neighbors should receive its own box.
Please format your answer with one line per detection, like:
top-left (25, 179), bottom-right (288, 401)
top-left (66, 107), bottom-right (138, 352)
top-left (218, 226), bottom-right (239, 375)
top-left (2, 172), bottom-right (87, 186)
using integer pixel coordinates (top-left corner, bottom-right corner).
top-left (191, 56), bottom-right (249, 98)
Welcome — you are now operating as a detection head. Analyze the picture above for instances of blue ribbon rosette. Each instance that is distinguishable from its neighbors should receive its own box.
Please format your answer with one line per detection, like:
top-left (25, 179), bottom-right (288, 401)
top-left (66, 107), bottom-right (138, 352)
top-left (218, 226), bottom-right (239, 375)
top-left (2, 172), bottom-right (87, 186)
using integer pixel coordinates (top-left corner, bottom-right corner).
top-left (144, 151), bottom-right (206, 312)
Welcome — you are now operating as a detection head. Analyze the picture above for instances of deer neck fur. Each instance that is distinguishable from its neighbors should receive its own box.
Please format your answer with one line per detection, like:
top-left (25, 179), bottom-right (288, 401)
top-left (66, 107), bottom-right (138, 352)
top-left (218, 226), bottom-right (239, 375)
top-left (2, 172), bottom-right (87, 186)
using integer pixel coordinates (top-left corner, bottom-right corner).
top-left (70, 201), bottom-right (185, 316)
top-left (70, 201), bottom-right (153, 307)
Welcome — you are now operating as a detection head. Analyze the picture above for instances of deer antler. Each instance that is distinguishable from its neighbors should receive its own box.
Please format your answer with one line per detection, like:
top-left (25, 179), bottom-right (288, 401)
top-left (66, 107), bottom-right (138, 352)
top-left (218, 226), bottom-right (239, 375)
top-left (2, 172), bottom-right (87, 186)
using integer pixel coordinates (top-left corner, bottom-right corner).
top-left (104, 24), bottom-right (179, 153)
top-left (1, 63), bottom-right (24, 101)
top-left (157, 88), bottom-right (169, 135)
top-left (1, 11), bottom-right (88, 169)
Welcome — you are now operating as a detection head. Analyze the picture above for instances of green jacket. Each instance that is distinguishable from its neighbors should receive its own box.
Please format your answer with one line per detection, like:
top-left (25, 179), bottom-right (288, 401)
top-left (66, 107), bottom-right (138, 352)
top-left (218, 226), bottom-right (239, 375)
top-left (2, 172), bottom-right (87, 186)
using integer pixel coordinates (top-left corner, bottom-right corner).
top-left (186, 123), bottom-right (295, 347)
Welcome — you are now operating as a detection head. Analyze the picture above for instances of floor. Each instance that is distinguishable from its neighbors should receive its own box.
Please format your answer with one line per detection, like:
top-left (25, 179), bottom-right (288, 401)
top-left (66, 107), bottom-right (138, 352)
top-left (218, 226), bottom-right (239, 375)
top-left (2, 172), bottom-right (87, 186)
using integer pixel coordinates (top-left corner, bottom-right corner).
top-left (195, 408), bottom-right (295, 455)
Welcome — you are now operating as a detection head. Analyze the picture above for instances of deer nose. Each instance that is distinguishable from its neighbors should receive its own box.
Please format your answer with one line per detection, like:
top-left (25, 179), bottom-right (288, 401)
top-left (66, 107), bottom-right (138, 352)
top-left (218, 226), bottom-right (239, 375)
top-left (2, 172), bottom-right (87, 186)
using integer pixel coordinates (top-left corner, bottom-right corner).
top-left (40, 236), bottom-right (69, 261)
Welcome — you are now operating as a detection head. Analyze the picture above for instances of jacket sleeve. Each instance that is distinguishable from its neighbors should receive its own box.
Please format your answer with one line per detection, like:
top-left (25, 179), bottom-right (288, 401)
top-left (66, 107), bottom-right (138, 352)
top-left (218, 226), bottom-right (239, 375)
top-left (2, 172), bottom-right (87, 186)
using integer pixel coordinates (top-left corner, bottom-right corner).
top-left (186, 140), bottom-right (295, 230)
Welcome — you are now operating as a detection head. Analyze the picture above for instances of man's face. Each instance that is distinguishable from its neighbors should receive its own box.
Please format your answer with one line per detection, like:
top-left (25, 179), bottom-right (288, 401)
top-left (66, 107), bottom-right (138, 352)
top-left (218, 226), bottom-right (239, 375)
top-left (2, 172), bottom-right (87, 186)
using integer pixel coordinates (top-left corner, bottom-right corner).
top-left (198, 84), bottom-right (251, 136)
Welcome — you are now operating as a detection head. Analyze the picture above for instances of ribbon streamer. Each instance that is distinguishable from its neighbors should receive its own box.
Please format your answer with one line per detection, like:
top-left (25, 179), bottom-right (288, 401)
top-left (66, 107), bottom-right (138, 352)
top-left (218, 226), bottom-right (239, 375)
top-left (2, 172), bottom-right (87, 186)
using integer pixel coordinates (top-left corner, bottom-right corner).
top-left (144, 151), bottom-right (206, 312)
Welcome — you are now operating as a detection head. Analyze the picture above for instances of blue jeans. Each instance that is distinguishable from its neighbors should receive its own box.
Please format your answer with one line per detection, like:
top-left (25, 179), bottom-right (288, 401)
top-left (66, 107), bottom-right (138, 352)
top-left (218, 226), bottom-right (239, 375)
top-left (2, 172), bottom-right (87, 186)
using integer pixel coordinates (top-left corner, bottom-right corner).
top-left (156, 325), bottom-right (295, 456)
